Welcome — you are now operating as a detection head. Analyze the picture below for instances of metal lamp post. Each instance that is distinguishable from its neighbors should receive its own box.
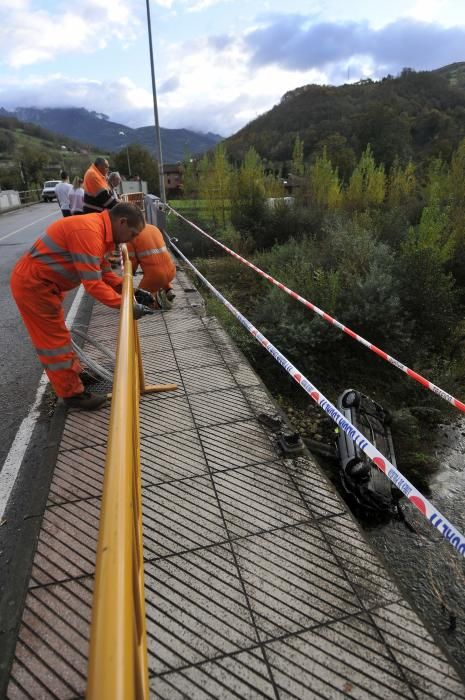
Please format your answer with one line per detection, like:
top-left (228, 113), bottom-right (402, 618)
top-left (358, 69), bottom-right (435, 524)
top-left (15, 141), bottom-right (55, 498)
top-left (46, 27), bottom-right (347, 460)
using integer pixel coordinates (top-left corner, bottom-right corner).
top-left (145, 0), bottom-right (166, 202)
top-left (118, 131), bottom-right (132, 177)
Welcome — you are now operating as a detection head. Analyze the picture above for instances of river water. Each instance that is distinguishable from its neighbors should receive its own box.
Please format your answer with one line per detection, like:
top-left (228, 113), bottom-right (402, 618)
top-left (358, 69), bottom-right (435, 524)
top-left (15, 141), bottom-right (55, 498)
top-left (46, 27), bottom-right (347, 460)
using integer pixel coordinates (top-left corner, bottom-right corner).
top-left (338, 415), bottom-right (465, 676)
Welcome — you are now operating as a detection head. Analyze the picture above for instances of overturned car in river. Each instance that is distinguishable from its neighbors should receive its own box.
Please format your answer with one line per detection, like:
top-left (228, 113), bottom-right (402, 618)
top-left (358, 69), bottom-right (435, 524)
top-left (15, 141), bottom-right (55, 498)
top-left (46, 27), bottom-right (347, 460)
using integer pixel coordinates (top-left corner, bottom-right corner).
top-left (336, 389), bottom-right (399, 515)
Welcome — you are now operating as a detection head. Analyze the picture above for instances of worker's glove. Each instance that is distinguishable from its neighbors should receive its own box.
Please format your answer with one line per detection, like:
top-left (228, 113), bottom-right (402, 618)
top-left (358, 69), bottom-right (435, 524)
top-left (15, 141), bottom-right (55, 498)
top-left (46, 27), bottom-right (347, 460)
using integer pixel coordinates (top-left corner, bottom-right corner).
top-left (133, 302), bottom-right (154, 320)
top-left (135, 288), bottom-right (154, 306)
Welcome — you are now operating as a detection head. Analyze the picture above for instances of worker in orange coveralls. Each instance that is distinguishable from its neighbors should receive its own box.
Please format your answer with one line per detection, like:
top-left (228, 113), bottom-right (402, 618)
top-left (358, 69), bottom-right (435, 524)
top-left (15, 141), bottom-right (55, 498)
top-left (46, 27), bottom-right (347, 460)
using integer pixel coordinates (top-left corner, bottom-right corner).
top-left (10, 203), bottom-right (149, 411)
top-left (127, 223), bottom-right (176, 309)
top-left (83, 156), bottom-right (118, 214)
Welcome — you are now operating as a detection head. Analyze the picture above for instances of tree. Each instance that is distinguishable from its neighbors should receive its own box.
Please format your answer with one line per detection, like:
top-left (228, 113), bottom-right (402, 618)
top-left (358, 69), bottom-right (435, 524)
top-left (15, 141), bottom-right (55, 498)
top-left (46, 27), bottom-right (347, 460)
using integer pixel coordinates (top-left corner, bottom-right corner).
top-left (307, 148), bottom-right (342, 210)
top-left (197, 143), bottom-right (232, 228)
top-left (113, 144), bottom-right (159, 194)
top-left (19, 144), bottom-right (51, 187)
top-left (181, 155), bottom-right (198, 198)
top-left (387, 159), bottom-right (417, 207)
top-left (231, 147), bottom-right (267, 242)
top-left (345, 145), bottom-right (386, 210)
top-left (291, 135), bottom-right (304, 176)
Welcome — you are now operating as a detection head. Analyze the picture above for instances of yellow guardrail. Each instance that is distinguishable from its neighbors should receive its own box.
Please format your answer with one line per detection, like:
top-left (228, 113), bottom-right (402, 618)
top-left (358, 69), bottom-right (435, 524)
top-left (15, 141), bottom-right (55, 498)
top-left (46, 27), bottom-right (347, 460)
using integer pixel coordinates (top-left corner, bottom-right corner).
top-left (86, 245), bottom-right (176, 699)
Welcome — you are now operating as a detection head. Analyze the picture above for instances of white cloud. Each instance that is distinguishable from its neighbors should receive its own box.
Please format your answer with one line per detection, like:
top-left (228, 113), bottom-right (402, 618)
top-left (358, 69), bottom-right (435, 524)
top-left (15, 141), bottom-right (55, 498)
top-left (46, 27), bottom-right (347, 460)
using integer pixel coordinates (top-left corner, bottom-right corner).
top-left (155, 36), bottom-right (328, 134)
top-left (0, 0), bottom-right (140, 68)
top-left (187, 0), bottom-right (232, 12)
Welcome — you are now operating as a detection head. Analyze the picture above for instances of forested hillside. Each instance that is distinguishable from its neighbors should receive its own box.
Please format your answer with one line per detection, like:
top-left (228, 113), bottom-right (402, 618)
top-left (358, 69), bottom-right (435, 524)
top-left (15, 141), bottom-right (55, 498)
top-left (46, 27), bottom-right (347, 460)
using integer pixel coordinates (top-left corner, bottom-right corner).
top-left (224, 65), bottom-right (465, 176)
top-left (170, 130), bottom-right (465, 486)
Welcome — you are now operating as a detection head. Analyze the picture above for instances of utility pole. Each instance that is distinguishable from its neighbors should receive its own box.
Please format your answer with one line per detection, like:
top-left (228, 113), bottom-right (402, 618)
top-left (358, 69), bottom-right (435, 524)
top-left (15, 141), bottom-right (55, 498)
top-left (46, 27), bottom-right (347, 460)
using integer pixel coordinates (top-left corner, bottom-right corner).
top-left (145, 0), bottom-right (166, 202)
top-left (118, 132), bottom-right (132, 177)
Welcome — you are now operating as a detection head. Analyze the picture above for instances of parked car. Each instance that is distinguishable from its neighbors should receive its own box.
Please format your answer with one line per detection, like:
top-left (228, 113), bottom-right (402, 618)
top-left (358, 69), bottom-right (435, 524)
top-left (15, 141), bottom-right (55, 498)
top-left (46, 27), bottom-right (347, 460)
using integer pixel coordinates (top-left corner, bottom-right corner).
top-left (41, 180), bottom-right (60, 202)
top-left (336, 389), bottom-right (398, 514)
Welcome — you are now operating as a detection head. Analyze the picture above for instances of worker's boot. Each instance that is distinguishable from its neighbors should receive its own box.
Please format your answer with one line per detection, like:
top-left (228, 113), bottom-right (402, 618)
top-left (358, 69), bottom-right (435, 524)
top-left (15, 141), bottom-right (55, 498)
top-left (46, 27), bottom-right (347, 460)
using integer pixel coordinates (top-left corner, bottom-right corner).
top-left (63, 390), bottom-right (107, 411)
top-left (155, 289), bottom-right (173, 310)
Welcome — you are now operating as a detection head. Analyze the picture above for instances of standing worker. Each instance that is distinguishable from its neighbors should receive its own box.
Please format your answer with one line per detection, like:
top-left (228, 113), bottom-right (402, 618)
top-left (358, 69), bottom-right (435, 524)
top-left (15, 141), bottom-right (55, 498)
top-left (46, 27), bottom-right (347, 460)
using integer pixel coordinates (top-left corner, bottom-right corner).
top-left (10, 203), bottom-right (150, 411)
top-left (83, 157), bottom-right (118, 214)
top-left (55, 171), bottom-right (73, 217)
top-left (127, 223), bottom-right (176, 309)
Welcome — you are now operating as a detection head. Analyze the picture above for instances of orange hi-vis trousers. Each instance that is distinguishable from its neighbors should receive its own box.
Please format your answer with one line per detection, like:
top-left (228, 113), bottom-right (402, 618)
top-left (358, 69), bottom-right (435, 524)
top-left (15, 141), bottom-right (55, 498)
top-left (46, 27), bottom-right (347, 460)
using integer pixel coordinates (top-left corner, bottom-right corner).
top-left (127, 224), bottom-right (175, 294)
top-left (11, 256), bottom-right (84, 398)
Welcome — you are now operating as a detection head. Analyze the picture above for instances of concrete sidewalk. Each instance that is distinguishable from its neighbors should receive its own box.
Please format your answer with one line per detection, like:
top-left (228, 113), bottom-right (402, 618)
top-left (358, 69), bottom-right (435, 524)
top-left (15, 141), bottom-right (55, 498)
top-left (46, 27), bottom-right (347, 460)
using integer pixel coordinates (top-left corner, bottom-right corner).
top-left (6, 270), bottom-right (465, 699)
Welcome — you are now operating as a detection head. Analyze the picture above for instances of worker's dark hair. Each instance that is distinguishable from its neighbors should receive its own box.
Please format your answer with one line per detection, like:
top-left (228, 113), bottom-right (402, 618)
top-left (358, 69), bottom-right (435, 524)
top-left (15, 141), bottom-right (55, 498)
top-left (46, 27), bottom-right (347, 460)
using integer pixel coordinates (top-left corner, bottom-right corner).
top-left (60, 171), bottom-right (68, 179)
top-left (94, 156), bottom-right (108, 167)
top-left (109, 202), bottom-right (145, 227)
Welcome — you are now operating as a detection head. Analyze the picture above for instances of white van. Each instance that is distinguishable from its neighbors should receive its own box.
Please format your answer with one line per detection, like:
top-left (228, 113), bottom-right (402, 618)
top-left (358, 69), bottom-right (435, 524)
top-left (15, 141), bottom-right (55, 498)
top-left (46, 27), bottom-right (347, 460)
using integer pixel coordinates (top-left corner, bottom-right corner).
top-left (41, 180), bottom-right (60, 202)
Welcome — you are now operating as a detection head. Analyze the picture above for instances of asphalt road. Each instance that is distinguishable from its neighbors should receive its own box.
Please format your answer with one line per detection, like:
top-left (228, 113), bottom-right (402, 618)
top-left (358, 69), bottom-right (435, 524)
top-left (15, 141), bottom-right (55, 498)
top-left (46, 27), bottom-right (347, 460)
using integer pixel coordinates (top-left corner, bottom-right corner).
top-left (0, 202), bottom-right (70, 471)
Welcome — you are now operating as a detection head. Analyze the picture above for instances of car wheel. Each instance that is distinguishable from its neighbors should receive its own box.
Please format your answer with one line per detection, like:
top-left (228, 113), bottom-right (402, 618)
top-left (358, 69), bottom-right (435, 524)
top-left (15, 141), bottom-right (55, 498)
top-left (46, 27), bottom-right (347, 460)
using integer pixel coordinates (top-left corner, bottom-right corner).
top-left (342, 390), bottom-right (360, 408)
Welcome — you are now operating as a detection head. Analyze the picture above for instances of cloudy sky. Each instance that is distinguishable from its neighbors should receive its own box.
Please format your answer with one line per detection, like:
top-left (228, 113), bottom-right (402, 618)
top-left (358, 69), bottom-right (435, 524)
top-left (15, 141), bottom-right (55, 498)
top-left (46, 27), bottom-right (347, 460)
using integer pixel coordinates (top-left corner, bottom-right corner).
top-left (1, 0), bottom-right (465, 137)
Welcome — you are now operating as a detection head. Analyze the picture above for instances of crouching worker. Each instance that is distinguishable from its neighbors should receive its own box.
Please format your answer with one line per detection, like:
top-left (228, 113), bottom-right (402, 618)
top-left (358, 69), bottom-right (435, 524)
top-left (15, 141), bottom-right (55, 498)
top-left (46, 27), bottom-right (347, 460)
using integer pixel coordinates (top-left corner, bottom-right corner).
top-left (10, 203), bottom-right (148, 411)
top-left (127, 223), bottom-right (176, 309)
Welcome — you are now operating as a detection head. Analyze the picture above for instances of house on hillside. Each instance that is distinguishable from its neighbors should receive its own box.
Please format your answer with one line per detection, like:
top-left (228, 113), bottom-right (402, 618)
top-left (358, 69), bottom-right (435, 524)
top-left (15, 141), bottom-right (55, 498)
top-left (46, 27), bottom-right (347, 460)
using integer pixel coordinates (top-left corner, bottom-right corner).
top-left (283, 173), bottom-right (303, 195)
top-left (163, 163), bottom-right (183, 197)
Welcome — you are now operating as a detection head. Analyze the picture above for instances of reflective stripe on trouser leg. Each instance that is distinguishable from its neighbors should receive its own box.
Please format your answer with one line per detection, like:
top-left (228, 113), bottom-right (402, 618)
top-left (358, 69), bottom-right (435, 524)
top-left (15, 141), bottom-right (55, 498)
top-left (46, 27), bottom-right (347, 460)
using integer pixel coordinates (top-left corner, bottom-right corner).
top-left (10, 264), bottom-right (84, 398)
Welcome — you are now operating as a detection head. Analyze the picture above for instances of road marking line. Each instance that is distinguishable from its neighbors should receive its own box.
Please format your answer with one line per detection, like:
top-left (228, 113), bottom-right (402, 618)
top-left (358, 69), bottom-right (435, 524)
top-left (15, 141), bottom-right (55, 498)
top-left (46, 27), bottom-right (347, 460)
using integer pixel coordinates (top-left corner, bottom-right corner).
top-left (0, 211), bottom-right (58, 243)
top-left (0, 285), bottom-right (85, 520)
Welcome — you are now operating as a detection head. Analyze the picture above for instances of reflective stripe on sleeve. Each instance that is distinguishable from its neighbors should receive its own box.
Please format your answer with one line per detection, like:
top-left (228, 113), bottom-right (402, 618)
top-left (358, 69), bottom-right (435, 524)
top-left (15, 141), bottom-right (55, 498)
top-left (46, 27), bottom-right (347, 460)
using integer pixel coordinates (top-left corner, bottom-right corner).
top-left (36, 343), bottom-right (72, 356)
top-left (79, 270), bottom-right (102, 280)
top-left (71, 252), bottom-right (102, 265)
top-left (138, 246), bottom-right (167, 258)
top-left (41, 358), bottom-right (74, 371)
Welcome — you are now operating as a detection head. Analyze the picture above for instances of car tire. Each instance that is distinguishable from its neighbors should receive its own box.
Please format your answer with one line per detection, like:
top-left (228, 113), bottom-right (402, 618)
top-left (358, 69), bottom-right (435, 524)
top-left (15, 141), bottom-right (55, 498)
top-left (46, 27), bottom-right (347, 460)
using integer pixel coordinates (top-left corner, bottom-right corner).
top-left (342, 390), bottom-right (360, 409)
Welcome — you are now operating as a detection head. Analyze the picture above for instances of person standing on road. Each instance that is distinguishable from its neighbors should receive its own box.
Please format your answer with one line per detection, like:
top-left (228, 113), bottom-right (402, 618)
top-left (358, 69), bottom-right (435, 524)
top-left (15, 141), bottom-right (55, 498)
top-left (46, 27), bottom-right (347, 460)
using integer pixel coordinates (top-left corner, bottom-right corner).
top-left (55, 171), bottom-right (73, 217)
top-left (83, 157), bottom-right (118, 214)
top-left (10, 203), bottom-right (149, 411)
top-left (69, 176), bottom-right (85, 215)
top-left (127, 223), bottom-right (176, 309)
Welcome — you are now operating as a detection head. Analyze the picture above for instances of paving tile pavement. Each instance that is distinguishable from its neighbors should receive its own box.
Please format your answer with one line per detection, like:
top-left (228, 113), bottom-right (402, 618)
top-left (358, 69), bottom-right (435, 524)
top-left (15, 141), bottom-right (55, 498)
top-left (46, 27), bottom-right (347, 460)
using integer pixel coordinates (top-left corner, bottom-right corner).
top-left (6, 269), bottom-right (465, 699)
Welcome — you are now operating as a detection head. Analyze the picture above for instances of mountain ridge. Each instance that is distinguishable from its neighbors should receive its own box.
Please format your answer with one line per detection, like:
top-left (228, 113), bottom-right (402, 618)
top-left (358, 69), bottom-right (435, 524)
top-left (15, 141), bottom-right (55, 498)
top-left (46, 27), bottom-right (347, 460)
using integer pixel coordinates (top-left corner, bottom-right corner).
top-left (3, 106), bottom-right (223, 163)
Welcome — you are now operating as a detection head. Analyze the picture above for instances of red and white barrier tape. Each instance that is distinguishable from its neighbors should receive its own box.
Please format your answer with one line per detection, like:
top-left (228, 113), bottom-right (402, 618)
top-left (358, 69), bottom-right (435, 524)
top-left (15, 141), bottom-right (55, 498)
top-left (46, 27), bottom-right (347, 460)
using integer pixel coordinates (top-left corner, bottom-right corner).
top-left (167, 205), bottom-right (465, 414)
top-left (168, 235), bottom-right (465, 559)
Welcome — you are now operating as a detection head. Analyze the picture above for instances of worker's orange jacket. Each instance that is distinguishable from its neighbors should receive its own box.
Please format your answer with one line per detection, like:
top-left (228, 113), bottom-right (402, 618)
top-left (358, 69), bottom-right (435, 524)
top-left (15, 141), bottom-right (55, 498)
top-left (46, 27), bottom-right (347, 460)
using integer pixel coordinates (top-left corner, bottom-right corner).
top-left (83, 163), bottom-right (117, 213)
top-left (127, 224), bottom-right (175, 292)
top-left (19, 210), bottom-right (122, 306)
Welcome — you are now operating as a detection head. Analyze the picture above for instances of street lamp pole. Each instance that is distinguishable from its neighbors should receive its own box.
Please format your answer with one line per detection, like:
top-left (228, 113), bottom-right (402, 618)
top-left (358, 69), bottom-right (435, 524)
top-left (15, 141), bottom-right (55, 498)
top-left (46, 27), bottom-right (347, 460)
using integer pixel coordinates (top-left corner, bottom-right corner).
top-left (118, 132), bottom-right (132, 177)
top-left (125, 147), bottom-right (132, 177)
top-left (145, 0), bottom-right (166, 203)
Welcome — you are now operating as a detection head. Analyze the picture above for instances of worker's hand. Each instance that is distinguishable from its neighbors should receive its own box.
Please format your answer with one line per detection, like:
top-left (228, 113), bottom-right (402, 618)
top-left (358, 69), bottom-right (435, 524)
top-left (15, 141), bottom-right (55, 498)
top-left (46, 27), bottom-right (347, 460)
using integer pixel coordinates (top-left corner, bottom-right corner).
top-left (133, 302), bottom-right (154, 320)
top-left (135, 288), bottom-right (154, 306)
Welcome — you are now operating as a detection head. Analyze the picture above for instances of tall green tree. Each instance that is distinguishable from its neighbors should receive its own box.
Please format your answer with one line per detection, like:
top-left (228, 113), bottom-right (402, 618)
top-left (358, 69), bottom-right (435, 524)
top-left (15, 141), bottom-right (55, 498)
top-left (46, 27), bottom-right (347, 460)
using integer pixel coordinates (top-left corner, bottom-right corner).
top-left (113, 144), bottom-right (159, 194)
top-left (231, 147), bottom-right (266, 240)
top-left (345, 144), bottom-right (386, 210)
top-left (307, 148), bottom-right (342, 209)
top-left (198, 143), bottom-right (232, 228)
top-left (291, 135), bottom-right (304, 176)
top-left (387, 159), bottom-right (417, 207)
top-left (181, 155), bottom-right (198, 198)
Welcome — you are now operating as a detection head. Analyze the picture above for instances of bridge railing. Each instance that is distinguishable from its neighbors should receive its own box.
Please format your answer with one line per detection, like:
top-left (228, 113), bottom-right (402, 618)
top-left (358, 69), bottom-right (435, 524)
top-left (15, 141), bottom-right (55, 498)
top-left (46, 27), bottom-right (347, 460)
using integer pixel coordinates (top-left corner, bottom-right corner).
top-left (18, 189), bottom-right (41, 205)
top-left (86, 244), bottom-right (177, 699)
top-left (86, 244), bottom-right (149, 699)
